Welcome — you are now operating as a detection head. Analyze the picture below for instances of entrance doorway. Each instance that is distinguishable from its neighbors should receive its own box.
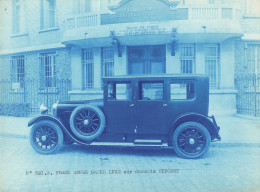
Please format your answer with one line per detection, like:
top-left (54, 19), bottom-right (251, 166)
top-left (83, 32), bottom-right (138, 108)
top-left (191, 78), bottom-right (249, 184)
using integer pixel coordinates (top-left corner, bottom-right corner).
top-left (128, 45), bottom-right (166, 75)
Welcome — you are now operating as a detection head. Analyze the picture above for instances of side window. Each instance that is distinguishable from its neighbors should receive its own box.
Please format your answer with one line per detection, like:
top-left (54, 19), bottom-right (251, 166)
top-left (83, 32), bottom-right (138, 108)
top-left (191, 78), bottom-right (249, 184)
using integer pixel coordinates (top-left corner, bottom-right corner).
top-left (139, 82), bottom-right (164, 100)
top-left (171, 82), bottom-right (195, 100)
top-left (107, 82), bottom-right (132, 100)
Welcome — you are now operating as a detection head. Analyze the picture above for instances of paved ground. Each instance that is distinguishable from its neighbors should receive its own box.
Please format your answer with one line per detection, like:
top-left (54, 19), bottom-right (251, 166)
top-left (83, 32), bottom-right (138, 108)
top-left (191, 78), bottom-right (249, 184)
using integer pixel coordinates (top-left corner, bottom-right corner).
top-left (0, 136), bottom-right (259, 192)
top-left (0, 115), bottom-right (260, 191)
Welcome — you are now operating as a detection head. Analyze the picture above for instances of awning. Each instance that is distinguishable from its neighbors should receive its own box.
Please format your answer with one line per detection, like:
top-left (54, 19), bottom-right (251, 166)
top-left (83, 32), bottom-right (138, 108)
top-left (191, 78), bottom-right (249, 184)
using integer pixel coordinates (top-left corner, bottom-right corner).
top-left (241, 33), bottom-right (260, 41)
top-left (62, 20), bottom-right (243, 48)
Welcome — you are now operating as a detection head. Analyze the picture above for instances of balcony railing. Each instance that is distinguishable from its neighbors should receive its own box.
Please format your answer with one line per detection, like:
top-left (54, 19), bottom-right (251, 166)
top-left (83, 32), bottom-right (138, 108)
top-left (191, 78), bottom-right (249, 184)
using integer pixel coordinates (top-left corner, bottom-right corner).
top-left (66, 12), bottom-right (101, 29)
top-left (188, 5), bottom-right (241, 20)
top-left (65, 6), bottom-right (241, 30)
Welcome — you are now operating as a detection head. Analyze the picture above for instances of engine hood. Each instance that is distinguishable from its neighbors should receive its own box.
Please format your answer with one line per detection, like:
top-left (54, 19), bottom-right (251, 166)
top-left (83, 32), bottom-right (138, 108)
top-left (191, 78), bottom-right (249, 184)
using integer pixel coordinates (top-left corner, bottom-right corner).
top-left (59, 99), bottom-right (104, 106)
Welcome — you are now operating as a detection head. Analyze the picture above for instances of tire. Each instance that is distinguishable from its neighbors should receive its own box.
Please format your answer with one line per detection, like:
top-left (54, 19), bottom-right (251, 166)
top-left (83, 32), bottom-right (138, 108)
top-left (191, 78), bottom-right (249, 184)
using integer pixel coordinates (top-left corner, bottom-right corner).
top-left (69, 104), bottom-right (105, 141)
top-left (29, 120), bottom-right (63, 155)
top-left (172, 122), bottom-right (210, 159)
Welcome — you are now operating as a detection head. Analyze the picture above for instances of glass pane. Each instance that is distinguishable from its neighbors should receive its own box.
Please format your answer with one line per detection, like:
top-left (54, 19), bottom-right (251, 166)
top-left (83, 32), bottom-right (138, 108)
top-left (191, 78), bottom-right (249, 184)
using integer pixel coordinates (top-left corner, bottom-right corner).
top-left (131, 62), bottom-right (144, 74)
top-left (171, 82), bottom-right (194, 100)
top-left (108, 83), bottom-right (132, 100)
top-left (116, 83), bottom-right (132, 100)
top-left (140, 82), bottom-right (163, 100)
top-left (151, 62), bottom-right (164, 73)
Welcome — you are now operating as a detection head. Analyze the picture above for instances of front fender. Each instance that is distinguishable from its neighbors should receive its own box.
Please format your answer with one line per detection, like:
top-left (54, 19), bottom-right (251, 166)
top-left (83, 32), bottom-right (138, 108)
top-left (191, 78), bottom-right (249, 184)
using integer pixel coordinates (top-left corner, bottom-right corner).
top-left (28, 115), bottom-right (63, 127)
top-left (28, 115), bottom-right (91, 145)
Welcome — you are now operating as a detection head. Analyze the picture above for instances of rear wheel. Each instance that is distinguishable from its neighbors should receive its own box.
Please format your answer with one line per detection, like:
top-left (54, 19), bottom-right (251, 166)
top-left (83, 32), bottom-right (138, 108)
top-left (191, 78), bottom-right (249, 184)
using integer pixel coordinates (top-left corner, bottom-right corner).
top-left (29, 120), bottom-right (63, 154)
top-left (172, 122), bottom-right (210, 159)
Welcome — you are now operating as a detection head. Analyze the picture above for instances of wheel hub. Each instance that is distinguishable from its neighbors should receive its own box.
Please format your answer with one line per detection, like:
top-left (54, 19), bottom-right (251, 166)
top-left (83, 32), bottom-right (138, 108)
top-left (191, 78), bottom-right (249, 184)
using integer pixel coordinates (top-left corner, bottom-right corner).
top-left (84, 119), bottom-right (90, 126)
top-left (41, 135), bottom-right (47, 141)
top-left (189, 138), bottom-right (195, 145)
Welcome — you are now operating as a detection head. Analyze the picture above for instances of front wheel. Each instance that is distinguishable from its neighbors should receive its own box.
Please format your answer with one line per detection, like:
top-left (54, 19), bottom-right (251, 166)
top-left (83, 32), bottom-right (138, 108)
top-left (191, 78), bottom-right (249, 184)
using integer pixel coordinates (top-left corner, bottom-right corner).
top-left (172, 122), bottom-right (210, 159)
top-left (29, 120), bottom-right (63, 154)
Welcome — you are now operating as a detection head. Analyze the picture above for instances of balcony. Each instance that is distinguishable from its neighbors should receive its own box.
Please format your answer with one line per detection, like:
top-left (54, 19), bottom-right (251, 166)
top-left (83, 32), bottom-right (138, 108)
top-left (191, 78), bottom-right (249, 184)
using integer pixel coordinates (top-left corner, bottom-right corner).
top-left (66, 12), bottom-right (101, 29)
top-left (62, 4), bottom-right (242, 47)
top-left (187, 5), bottom-right (241, 20)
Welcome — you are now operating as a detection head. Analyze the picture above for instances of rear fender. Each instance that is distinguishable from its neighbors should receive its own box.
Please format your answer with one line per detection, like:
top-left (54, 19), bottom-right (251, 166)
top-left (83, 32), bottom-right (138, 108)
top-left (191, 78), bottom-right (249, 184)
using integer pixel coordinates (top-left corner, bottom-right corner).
top-left (28, 115), bottom-right (91, 145)
top-left (168, 113), bottom-right (221, 146)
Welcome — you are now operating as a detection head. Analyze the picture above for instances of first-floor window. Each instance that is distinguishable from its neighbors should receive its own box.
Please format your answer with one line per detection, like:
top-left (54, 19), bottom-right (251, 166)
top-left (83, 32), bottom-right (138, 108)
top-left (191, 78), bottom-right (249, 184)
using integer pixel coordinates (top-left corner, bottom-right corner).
top-left (180, 44), bottom-right (195, 74)
top-left (82, 49), bottom-right (94, 89)
top-left (247, 44), bottom-right (260, 74)
top-left (10, 55), bottom-right (25, 88)
top-left (205, 44), bottom-right (220, 88)
top-left (39, 52), bottom-right (56, 88)
top-left (102, 47), bottom-right (114, 77)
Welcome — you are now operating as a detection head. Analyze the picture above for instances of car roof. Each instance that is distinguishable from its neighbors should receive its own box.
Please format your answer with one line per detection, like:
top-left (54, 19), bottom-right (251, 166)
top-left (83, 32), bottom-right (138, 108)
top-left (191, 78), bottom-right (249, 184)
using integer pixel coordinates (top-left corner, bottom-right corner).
top-left (103, 74), bottom-right (208, 81)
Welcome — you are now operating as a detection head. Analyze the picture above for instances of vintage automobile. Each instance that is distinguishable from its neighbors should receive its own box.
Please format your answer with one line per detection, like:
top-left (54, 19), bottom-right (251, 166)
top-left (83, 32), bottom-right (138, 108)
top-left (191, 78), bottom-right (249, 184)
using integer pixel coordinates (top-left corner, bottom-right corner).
top-left (28, 74), bottom-right (221, 159)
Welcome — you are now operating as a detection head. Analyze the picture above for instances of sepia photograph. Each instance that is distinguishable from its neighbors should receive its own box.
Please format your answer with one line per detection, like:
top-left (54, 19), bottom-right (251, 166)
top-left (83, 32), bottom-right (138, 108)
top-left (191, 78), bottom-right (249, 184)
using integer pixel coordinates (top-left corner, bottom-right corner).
top-left (0, 0), bottom-right (259, 191)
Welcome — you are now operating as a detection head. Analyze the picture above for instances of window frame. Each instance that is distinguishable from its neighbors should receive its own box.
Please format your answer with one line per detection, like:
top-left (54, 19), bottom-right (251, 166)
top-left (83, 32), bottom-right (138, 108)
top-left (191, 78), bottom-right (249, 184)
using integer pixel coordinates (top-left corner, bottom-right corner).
top-left (39, 52), bottom-right (57, 89)
top-left (107, 81), bottom-right (133, 101)
top-left (82, 49), bottom-right (94, 90)
top-left (12, 0), bottom-right (27, 34)
top-left (40, 0), bottom-right (57, 30)
top-left (10, 55), bottom-right (25, 89)
top-left (102, 47), bottom-right (114, 78)
top-left (205, 43), bottom-right (220, 89)
top-left (170, 80), bottom-right (196, 101)
top-left (180, 44), bottom-right (196, 74)
top-left (138, 80), bottom-right (165, 101)
top-left (246, 44), bottom-right (260, 74)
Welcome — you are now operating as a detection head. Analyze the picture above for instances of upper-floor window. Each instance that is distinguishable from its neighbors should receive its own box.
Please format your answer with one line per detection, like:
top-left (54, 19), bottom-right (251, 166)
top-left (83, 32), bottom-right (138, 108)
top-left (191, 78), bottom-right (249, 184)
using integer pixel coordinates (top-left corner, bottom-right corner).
top-left (39, 52), bottom-right (56, 88)
top-left (40, 0), bottom-right (56, 29)
top-left (10, 55), bottom-right (25, 88)
top-left (72, 0), bottom-right (92, 14)
top-left (205, 44), bottom-right (220, 89)
top-left (246, 0), bottom-right (260, 16)
top-left (82, 49), bottom-right (94, 90)
top-left (180, 44), bottom-right (196, 74)
top-left (12, 0), bottom-right (27, 34)
top-left (247, 44), bottom-right (260, 74)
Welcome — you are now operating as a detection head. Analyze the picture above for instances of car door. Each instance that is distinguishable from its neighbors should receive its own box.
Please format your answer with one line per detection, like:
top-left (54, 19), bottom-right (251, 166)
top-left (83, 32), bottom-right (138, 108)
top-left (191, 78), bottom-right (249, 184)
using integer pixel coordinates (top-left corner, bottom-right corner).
top-left (135, 80), bottom-right (168, 134)
top-left (104, 81), bottom-right (135, 134)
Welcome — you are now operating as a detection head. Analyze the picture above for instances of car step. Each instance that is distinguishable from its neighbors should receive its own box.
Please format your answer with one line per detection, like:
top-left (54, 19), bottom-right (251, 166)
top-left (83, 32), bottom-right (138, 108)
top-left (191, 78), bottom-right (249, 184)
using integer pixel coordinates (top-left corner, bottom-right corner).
top-left (134, 139), bottom-right (162, 145)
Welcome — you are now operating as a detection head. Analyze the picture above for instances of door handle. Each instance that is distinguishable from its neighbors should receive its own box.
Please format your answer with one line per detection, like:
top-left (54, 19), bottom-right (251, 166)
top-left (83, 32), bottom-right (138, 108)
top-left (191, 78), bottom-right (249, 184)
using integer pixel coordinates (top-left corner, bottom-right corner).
top-left (163, 104), bottom-right (167, 107)
top-left (129, 104), bottom-right (134, 107)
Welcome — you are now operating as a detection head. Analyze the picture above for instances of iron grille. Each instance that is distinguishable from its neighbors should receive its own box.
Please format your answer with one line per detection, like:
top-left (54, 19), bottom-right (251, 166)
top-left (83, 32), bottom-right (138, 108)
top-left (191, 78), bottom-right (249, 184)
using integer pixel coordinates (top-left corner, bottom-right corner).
top-left (205, 44), bottom-right (220, 88)
top-left (39, 52), bottom-right (56, 88)
top-left (82, 49), bottom-right (94, 89)
top-left (180, 44), bottom-right (195, 74)
top-left (10, 55), bottom-right (25, 87)
top-left (102, 47), bottom-right (114, 77)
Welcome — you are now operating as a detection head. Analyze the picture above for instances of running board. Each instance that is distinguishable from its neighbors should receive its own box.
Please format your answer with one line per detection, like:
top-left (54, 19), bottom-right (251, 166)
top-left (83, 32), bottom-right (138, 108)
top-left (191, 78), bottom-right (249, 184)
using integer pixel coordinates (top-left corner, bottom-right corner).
top-left (89, 141), bottom-right (168, 148)
top-left (134, 139), bottom-right (162, 145)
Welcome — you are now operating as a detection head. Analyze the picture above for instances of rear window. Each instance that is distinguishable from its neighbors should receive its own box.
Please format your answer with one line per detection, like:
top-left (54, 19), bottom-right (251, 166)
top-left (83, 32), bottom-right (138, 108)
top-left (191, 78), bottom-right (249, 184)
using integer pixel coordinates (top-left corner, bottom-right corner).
top-left (170, 82), bottom-right (195, 100)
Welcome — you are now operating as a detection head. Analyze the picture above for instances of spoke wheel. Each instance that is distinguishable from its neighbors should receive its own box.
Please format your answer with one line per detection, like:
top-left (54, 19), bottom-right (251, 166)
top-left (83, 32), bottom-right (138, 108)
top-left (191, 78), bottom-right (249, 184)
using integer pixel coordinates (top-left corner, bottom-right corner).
top-left (173, 122), bottom-right (210, 159)
top-left (29, 120), bottom-right (63, 154)
top-left (70, 105), bottom-right (105, 141)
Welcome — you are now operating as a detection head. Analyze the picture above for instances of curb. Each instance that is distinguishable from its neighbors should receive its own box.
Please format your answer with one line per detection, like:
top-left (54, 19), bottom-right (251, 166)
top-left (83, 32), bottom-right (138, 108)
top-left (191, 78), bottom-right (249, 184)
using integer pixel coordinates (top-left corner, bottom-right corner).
top-left (1, 134), bottom-right (260, 148)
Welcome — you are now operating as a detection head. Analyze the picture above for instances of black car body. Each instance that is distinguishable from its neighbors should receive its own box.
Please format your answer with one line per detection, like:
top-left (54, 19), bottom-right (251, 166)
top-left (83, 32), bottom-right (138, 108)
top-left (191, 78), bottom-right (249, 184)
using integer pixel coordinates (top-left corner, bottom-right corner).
top-left (28, 74), bottom-right (221, 159)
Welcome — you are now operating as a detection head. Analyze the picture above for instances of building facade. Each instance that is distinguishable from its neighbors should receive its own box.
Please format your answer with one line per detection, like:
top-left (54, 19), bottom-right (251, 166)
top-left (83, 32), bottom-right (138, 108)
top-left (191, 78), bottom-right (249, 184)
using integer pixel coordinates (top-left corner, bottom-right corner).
top-left (0, 0), bottom-right (259, 115)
